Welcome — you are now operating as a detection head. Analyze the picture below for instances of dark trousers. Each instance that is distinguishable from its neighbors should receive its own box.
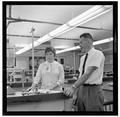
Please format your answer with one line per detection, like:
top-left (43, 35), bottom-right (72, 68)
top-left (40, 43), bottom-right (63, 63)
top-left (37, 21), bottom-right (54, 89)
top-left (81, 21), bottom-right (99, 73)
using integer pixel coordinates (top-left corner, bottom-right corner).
top-left (76, 85), bottom-right (104, 111)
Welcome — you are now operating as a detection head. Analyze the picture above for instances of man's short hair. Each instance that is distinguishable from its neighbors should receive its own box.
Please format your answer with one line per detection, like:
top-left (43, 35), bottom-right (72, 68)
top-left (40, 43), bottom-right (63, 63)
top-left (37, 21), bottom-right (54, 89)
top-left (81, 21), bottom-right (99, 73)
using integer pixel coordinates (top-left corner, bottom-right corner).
top-left (80, 33), bottom-right (93, 41)
top-left (45, 46), bottom-right (56, 56)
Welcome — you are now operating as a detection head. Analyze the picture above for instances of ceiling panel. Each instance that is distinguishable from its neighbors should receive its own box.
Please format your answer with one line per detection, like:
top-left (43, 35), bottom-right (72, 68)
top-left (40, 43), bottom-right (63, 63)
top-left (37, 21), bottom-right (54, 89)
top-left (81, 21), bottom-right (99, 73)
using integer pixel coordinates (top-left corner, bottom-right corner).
top-left (9, 5), bottom-right (93, 23)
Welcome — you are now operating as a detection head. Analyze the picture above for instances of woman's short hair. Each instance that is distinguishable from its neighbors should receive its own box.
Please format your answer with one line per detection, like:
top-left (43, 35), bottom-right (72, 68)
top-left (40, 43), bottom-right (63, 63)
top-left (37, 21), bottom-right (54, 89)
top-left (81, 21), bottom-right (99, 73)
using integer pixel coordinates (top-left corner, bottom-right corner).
top-left (45, 46), bottom-right (56, 56)
top-left (80, 33), bottom-right (94, 41)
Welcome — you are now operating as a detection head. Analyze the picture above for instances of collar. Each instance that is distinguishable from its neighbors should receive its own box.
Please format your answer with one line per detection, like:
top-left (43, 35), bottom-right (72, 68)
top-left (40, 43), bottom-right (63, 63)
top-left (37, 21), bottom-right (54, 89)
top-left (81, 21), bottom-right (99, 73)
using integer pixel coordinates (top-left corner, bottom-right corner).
top-left (46, 60), bottom-right (55, 64)
top-left (87, 47), bottom-right (95, 55)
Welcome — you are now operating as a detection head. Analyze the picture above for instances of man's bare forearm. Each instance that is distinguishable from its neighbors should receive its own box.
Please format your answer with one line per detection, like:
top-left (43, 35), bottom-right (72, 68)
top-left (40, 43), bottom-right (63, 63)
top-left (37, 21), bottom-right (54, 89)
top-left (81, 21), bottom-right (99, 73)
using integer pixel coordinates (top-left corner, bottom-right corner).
top-left (74, 73), bottom-right (90, 89)
top-left (73, 67), bottom-right (97, 89)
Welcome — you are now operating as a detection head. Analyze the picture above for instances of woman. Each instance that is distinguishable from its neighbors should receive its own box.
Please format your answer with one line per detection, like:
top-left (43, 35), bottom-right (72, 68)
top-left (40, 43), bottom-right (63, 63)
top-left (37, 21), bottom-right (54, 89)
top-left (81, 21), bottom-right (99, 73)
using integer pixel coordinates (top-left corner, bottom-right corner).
top-left (27, 46), bottom-right (64, 91)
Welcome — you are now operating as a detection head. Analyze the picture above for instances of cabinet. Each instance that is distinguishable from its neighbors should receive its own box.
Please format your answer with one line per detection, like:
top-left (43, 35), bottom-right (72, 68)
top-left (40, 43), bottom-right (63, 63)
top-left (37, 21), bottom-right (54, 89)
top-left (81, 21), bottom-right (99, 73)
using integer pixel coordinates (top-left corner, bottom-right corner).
top-left (7, 68), bottom-right (24, 83)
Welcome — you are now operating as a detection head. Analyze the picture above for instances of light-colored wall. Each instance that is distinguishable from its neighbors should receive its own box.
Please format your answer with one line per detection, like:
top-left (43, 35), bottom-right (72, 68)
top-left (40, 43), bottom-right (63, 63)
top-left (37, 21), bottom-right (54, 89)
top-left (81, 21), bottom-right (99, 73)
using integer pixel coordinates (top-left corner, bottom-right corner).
top-left (13, 42), bottom-right (113, 73)
top-left (57, 51), bottom-right (80, 70)
top-left (57, 47), bottom-right (113, 72)
top-left (14, 50), bottom-right (113, 73)
top-left (16, 56), bottom-right (29, 70)
top-left (104, 53), bottom-right (113, 72)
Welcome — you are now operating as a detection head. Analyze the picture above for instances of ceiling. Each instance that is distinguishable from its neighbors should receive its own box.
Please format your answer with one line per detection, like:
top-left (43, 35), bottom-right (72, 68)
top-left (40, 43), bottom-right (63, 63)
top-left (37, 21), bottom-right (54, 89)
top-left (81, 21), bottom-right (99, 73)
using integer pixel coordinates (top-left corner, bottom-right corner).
top-left (6, 5), bottom-right (113, 56)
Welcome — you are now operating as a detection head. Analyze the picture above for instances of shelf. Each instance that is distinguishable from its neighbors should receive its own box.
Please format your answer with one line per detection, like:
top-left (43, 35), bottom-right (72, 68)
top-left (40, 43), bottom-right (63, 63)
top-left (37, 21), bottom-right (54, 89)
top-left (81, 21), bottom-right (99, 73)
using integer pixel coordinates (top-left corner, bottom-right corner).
top-left (104, 63), bottom-right (113, 65)
top-left (103, 48), bottom-right (112, 52)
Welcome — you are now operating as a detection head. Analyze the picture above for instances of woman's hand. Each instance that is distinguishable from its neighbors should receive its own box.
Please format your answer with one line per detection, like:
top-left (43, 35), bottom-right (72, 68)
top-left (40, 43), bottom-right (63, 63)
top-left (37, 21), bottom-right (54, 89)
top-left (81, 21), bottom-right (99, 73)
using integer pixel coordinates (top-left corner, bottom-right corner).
top-left (49, 83), bottom-right (59, 90)
top-left (26, 83), bottom-right (36, 92)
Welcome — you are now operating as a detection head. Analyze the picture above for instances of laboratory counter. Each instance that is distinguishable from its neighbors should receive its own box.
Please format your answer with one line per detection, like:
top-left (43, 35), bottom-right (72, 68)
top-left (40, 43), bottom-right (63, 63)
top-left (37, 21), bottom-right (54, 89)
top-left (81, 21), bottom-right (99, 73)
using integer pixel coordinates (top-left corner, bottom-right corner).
top-left (7, 82), bottom-right (113, 111)
top-left (7, 89), bottom-right (70, 111)
top-left (7, 76), bottom-right (113, 88)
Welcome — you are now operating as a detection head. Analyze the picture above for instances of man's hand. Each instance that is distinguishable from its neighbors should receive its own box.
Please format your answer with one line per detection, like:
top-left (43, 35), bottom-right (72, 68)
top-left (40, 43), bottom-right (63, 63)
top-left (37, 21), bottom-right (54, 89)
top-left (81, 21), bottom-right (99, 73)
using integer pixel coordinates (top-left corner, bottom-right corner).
top-left (63, 86), bottom-right (75, 97)
top-left (72, 94), bottom-right (77, 105)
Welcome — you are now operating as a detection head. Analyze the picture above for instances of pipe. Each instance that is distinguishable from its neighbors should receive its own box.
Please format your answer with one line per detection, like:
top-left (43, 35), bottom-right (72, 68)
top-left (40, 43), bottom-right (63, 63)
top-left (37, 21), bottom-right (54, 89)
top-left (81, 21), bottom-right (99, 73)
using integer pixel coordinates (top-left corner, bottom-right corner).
top-left (7, 34), bottom-right (79, 41)
top-left (73, 51), bottom-right (76, 74)
top-left (22, 70), bottom-right (25, 92)
top-left (7, 17), bottom-right (112, 32)
top-left (30, 28), bottom-right (35, 81)
top-left (7, 17), bottom-right (62, 26)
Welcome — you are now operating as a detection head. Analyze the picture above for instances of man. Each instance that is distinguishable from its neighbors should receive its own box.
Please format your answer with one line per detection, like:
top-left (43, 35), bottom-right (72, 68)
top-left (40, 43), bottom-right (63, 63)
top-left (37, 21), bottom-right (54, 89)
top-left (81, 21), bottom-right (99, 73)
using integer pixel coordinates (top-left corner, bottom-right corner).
top-left (63, 33), bottom-right (105, 111)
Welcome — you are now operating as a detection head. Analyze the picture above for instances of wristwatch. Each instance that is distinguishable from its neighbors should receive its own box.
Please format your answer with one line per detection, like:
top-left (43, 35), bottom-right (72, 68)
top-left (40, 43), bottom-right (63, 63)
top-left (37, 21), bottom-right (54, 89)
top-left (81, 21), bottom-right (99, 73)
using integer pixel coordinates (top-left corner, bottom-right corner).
top-left (56, 81), bottom-right (60, 86)
top-left (72, 84), bottom-right (76, 89)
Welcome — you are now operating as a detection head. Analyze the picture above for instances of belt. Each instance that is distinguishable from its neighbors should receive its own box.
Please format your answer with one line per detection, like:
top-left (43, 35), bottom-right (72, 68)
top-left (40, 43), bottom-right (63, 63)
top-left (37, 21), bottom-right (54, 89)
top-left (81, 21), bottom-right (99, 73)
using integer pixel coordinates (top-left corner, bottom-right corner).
top-left (83, 84), bottom-right (101, 86)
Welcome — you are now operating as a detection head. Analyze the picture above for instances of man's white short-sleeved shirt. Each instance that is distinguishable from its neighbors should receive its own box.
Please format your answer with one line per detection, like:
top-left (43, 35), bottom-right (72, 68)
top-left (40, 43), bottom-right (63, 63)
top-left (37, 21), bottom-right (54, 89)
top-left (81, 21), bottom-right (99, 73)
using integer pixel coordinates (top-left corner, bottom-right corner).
top-left (79, 47), bottom-right (105, 84)
top-left (33, 61), bottom-right (64, 89)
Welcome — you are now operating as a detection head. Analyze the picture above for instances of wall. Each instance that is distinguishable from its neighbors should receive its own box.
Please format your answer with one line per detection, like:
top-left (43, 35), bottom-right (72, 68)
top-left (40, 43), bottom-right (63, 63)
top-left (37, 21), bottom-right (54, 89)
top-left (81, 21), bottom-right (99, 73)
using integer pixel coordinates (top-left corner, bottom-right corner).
top-left (14, 51), bottom-right (113, 72)
top-left (104, 52), bottom-right (113, 72)
top-left (57, 51), bottom-right (80, 70)
top-left (95, 42), bottom-right (113, 72)
top-left (16, 56), bottom-right (29, 70)
top-left (56, 41), bottom-right (113, 73)
top-left (13, 42), bottom-right (113, 73)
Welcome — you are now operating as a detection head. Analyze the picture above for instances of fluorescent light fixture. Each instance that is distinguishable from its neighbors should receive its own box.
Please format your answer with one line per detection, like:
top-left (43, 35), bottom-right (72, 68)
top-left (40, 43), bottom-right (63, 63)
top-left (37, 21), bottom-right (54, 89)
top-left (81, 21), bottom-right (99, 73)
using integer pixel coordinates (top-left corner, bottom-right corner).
top-left (36, 34), bottom-right (52, 44)
top-left (93, 37), bottom-right (113, 45)
top-left (16, 5), bottom-right (112, 55)
top-left (56, 37), bottom-right (113, 54)
top-left (49, 24), bottom-right (70, 37)
top-left (16, 34), bottom-right (52, 55)
top-left (68, 5), bottom-right (112, 27)
top-left (54, 45), bottom-right (70, 49)
top-left (78, 7), bottom-right (112, 25)
top-left (16, 45), bottom-right (32, 55)
top-left (56, 46), bottom-right (80, 54)
top-left (49, 5), bottom-right (112, 37)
